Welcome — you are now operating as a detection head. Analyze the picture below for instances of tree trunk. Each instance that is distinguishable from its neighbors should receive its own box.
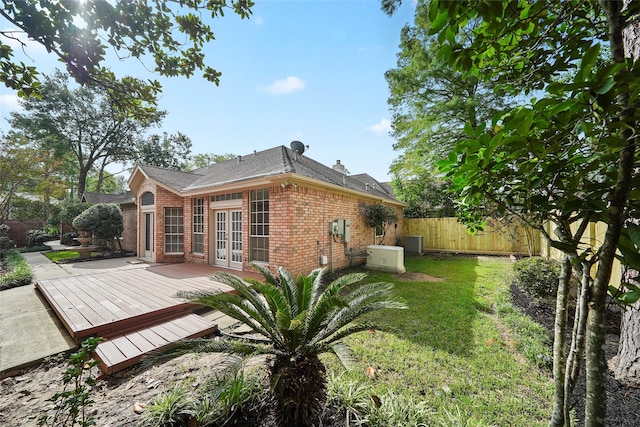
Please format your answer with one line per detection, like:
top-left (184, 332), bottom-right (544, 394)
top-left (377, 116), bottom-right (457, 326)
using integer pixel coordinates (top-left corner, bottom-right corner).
top-left (585, 3), bottom-right (636, 424)
top-left (613, 0), bottom-right (640, 384)
top-left (612, 265), bottom-right (640, 380)
top-left (549, 255), bottom-right (571, 427)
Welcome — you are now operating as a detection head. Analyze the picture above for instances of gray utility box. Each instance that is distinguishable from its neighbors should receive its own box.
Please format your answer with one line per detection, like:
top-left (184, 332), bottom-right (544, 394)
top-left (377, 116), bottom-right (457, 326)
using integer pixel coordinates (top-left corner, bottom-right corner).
top-left (404, 235), bottom-right (424, 254)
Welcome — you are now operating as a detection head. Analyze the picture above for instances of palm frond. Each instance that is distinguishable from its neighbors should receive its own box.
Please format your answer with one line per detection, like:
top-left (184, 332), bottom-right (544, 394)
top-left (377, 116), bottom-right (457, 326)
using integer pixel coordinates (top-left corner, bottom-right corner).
top-left (302, 294), bottom-right (347, 340)
top-left (318, 300), bottom-right (406, 345)
top-left (299, 269), bottom-right (319, 313)
top-left (320, 322), bottom-right (376, 346)
top-left (328, 341), bottom-right (358, 371)
top-left (308, 268), bottom-right (327, 306)
top-left (211, 273), bottom-right (281, 336)
top-left (142, 337), bottom-right (277, 367)
top-left (250, 262), bottom-right (279, 286)
top-left (277, 266), bottom-right (299, 315)
top-left (252, 282), bottom-right (291, 322)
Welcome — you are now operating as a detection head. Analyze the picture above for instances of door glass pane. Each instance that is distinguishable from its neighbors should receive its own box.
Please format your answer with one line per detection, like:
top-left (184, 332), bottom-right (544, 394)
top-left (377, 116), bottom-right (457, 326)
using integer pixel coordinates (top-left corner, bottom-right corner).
top-left (231, 211), bottom-right (242, 263)
top-left (145, 214), bottom-right (151, 251)
top-left (216, 211), bottom-right (227, 261)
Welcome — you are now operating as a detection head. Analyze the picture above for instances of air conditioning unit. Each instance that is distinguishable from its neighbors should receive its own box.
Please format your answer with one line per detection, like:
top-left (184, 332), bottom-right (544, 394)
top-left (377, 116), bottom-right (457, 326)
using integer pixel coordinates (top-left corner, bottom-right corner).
top-left (366, 245), bottom-right (406, 274)
top-left (404, 235), bottom-right (424, 254)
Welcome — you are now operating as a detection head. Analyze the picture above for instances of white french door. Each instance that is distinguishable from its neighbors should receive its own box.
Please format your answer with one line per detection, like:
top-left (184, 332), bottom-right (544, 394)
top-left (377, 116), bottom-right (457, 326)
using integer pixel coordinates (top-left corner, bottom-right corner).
top-left (213, 209), bottom-right (242, 269)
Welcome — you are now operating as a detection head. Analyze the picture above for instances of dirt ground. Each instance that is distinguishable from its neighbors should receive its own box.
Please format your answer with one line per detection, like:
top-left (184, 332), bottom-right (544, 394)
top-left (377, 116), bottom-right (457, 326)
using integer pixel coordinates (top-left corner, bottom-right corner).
top-left (510, 284), bottom-right (640, 427)
top-left (0, 351), bottom-right (241, 426)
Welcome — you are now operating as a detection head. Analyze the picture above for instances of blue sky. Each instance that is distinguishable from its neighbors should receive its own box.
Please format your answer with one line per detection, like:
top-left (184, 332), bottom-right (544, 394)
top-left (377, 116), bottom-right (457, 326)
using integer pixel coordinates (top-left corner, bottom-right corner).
top-left (0, 1), bottom-right (416, 182)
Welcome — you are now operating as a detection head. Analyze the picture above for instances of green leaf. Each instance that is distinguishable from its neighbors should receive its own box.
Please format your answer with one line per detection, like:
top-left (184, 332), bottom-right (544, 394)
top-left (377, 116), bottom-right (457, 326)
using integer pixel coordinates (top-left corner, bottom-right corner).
top-left (595, 76), bottom-right (615, 95)
top-left (464, 121), bottom-right (474, 136)
top-left (575, 44), bottom-right (600, 83)
top-left (429, 11), bottom-right (450, 34)
top-left (627, 223), bottom-right (640, 247)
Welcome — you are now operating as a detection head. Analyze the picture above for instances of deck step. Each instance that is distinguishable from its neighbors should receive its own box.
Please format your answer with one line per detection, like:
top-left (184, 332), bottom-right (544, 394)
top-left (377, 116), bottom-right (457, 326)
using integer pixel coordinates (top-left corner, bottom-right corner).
top-left (93, 313), bottom-right (218, 375)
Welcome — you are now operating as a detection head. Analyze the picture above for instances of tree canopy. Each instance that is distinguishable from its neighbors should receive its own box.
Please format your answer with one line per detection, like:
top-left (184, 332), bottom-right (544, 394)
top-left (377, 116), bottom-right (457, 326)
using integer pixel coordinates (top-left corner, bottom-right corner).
top-left (0, 134), bottom-right (41, 223)
top-left (8, 71), bottom-right (164, 198)
top-left (385, 2), bottom-right (513, 217)
top-left (135, 132), bottom-right (193, 171)
top-left (0, 0), bottom-right (254, 111)
top-left (384, 1), bottom-right (640, 425)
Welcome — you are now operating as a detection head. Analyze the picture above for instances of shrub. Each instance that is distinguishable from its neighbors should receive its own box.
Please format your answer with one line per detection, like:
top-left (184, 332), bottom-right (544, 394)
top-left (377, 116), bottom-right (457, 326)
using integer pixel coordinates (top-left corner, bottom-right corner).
top-left (39, 337), bottom-right (102, 427)
top-left (72, 203), bottom-right (123, 241)
top-left (140, 385), bottom-right (194, 427)
top-left (61, 232), bottom-right (79, 246)
top-left (26, 229), bottom-right (55, 247)
top-left (59, 201), bottom-right (90, 227)
top-left (0, 249), bottom-right (32, 290)
top-left (0, 224), bottom-right (14, 254)
top-left (513, 257), bottom-right (560, 299)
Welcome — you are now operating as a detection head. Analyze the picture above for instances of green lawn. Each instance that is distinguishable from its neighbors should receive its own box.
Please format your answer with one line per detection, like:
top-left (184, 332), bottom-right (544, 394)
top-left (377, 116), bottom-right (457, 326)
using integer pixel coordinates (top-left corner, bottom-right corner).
top-left (329, 255), bottom-right (554, 426)
top-left (44, 250), bottom-right (98, 262)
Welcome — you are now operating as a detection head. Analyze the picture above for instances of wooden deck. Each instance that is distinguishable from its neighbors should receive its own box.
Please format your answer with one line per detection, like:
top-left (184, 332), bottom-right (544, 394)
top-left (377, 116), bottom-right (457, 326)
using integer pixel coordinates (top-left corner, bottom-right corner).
top-left (35, 262), bottom-right (260, 375)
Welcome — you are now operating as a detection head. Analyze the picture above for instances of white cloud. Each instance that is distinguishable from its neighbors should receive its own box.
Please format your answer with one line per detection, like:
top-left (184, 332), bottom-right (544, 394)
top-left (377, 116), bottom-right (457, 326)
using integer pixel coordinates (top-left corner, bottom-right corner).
top-left (259, 76), bottom-right (305, 95)
top-left (253, 16), bottom-right (264, 26)
top-left (367, 119), bottom-right (392, 134)
top-left (0, 94), bottom-right (22, 111)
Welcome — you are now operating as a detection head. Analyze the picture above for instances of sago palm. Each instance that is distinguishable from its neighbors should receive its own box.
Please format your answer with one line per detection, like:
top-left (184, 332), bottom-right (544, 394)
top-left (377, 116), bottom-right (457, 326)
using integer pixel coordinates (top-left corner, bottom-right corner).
top-left (172, 263), bottom-right (406, 427)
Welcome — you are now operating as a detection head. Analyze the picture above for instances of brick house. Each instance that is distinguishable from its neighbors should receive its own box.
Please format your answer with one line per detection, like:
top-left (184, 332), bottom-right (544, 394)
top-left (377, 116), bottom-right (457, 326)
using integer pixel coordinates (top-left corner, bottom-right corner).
top-left (81, 191), bottom-right (137, 252)
top-left (127, 144), bottom-right (406, 275)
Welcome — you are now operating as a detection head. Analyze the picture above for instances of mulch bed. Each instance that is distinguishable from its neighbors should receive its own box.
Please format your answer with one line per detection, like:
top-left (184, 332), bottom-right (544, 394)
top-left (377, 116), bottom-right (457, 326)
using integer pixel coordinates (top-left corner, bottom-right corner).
top-left (510, 283), bottom-right (640, 426)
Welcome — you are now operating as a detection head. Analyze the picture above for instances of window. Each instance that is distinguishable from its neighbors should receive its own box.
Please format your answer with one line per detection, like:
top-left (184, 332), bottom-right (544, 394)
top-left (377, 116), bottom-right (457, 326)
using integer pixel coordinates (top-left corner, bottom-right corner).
top-left (250, 189), bottom-right (269, 262)
top-left (164, 207), bottom-right (184, 253)
top-left (211, 192), bottom-right (242, 202)
top-left (192, 198), bottom-right (205, 254)
top-left (141, 192), bottom-right (154, 206)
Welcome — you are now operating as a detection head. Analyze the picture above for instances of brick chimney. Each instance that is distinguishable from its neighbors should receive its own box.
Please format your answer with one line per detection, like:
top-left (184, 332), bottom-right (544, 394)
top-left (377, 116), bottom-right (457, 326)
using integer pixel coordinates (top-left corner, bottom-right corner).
top-left (333, 160), bottom-right (347, 174)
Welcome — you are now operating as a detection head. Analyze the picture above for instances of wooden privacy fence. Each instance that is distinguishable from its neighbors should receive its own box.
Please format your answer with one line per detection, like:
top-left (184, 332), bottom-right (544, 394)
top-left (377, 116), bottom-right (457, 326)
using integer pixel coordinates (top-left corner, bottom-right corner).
top-left (403, 217), bottom-right (540, 256)
top-left (403, 217), bottom-right (622, 286)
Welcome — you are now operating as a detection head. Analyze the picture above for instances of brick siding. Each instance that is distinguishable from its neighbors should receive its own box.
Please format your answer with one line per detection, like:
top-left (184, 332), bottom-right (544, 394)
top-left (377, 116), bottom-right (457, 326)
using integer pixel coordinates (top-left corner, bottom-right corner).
top-left (133, 178), bottom-right (403, 276)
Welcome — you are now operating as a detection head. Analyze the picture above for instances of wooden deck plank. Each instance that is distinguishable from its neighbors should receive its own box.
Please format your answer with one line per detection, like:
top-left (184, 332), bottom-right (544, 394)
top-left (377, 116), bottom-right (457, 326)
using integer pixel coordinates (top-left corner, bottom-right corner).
top-left (137, 327), bottom-right (172, 348)
top-left (62, 276), bottom-right (121, 323)
top-left (109, 336), bottom-right (142, 359)
top-left (54, 276), bottom-right (112, 326)
top-left (36, 280), bottom-right (97, 335)
top-left (38, 262), bottom-right (240, 374)
top-left (124, 331), bottom-right (158, 353)
top-left (93, 340), bottom-right (122, 367)
top-left (78, 274), bottom-right (154, 315)
top-left (35, 280), bottom-right (93, 333)
top-left (94, 313), bottom-right (218, 375)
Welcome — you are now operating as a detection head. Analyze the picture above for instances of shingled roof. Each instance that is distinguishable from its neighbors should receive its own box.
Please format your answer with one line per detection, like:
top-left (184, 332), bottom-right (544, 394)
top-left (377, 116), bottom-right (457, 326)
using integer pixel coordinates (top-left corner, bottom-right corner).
top-left (132, 146), bottom-right (402, 203)
top-left (81, 191), bottom-right (135, 205)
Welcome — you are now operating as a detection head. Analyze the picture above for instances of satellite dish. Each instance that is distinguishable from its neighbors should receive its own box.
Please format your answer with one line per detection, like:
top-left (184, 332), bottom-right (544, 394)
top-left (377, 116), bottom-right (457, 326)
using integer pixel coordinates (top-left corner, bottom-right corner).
top-left (290, 140), bottom-right (305, 155)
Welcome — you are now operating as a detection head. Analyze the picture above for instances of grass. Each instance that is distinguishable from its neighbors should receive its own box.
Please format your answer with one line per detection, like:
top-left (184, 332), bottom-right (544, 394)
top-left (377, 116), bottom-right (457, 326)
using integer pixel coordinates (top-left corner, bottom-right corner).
top-left (325, 254), bottom-right (554, 426)
top-left (44, 250), bottom-right (81, 262)
top-left (44, 250), bottom-right (99, 262)
top-left (0, 249), bottom-right (33, 290)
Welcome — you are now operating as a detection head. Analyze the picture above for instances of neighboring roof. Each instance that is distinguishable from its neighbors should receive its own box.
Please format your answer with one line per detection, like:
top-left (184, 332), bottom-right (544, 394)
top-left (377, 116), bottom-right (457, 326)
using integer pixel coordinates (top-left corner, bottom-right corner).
top-left (130, 146), bottom-right (404, 204)
top-left (81, 191), bottom-right (135, 205)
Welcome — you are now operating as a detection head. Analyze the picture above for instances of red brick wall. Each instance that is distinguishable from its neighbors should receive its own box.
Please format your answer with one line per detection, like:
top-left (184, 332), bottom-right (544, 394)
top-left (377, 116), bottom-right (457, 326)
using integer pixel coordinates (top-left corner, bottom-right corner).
top-left (154, 187), bottom-right (185, 263)
top-left (132, 176), bottom-right (404, 276)
top-left (120, 204), bottom-right (137, 253)
top-left (269, 184), bottom-right (404, 275)
top-left (184, 196), bottom-right (210, 265)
